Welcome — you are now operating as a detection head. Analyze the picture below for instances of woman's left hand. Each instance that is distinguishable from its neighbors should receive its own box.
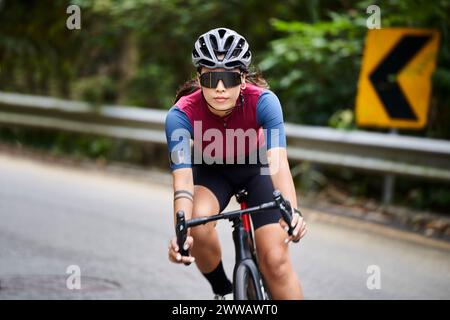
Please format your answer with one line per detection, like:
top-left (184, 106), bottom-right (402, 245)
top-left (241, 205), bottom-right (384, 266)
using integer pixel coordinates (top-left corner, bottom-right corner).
top-left (279, 208), bottom-right (307, 244)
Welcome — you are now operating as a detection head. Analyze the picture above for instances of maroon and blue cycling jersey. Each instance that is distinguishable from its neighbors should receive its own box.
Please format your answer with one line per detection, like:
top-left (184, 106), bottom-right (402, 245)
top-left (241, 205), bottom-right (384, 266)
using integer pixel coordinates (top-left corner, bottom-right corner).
top-left (164, 83), bottom-right (287, 170)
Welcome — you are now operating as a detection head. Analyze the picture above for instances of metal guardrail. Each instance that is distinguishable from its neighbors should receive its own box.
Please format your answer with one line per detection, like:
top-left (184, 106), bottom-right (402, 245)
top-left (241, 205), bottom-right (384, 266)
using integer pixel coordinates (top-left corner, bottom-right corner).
top-left (1, 91), bottom-right (449, 183)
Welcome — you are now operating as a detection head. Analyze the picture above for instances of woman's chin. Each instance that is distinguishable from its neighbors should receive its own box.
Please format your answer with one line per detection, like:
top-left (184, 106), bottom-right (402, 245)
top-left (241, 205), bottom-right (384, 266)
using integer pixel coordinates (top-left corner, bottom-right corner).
top-left (219, 106), bottom-right (233, 111)
top-left (209, 103), bottom-right (233, 111)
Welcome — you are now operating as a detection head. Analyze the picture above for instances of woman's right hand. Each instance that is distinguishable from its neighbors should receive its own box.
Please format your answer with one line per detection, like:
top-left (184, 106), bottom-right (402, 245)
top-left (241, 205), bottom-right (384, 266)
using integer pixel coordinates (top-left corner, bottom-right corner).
top-left (168, 235), bottom-right (195, 264)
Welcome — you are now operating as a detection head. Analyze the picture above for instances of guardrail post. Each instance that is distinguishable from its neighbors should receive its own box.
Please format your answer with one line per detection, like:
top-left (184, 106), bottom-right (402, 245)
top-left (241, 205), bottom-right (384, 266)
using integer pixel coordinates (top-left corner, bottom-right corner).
top-left (382, 129), bottom-right (398, 206)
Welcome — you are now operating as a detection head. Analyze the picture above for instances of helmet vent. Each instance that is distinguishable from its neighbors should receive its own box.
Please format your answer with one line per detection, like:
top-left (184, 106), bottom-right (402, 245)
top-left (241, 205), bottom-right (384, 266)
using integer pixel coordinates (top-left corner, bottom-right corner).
top-left (199, 59), bottom-right (215, 67)
top-left (209, 35), bottom-right (218, 51)
top-left (199, 37), bottom-right (212, 59)
top-left (225, 61), bottom-right (241, 68)
top-left (224, 36), bottom-right (234, 50)
top-left (231, 48), bottom-right (242, 58)
top-left (218, 28), bottom-right (227, 38)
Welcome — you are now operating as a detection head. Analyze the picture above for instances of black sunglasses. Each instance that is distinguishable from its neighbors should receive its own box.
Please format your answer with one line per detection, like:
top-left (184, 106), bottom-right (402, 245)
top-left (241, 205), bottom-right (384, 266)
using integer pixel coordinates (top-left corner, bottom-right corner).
top-left (199, 72), bottom-right (242, 89)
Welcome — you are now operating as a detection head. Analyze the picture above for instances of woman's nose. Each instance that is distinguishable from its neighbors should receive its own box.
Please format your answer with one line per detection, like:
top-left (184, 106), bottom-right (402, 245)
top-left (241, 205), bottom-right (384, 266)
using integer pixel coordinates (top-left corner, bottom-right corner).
top-left (215, 80), bottom-right (226, 92)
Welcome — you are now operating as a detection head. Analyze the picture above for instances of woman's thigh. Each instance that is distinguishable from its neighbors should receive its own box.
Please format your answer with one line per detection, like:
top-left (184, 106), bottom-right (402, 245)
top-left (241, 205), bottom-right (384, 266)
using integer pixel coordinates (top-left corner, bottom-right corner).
top-left (192, 165), bottom-right (234, 215)
top-left (244, 171), bottom-right (281, 230)
top-left (191, 166), bottom-right (233, 241)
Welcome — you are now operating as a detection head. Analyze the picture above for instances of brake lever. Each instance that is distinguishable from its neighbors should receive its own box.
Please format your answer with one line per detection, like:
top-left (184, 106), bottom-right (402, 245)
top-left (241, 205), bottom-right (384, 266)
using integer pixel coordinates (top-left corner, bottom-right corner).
top-left (175, 210), bottom-right (191, 266)
top-left (273, 190), bottom-right (294, 236)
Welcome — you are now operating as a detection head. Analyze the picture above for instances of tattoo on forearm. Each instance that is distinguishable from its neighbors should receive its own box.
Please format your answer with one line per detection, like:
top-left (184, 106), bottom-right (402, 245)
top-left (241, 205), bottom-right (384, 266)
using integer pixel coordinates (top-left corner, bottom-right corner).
top-left (174, 195), bottom-right (193, 202)
top-left (174, 190), bottom-right (194, 202)
top-left (174, 190), bottom-right (193, 198)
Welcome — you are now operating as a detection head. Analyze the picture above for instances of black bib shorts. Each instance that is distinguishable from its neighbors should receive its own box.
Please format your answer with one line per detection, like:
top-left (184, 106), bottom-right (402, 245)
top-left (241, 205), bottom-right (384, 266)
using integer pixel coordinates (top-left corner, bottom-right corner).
top-left (193, 163), bottom-right (282, 230)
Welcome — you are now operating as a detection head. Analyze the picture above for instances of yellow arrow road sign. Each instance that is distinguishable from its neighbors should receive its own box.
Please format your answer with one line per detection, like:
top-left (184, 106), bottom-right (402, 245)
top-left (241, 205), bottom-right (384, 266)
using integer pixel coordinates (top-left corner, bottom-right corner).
top-left (356, 28), bottom-right (440, 129)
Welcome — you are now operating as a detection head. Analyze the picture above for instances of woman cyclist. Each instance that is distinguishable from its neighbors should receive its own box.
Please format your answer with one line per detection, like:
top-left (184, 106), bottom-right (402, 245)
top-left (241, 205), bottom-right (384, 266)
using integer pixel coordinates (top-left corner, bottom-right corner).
top-left (165, 27), bottom-right (307, 300)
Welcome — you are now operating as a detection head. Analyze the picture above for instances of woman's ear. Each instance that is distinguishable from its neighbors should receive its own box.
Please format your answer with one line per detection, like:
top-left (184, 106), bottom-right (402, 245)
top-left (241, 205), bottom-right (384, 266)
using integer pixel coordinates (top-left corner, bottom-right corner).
top-left (241, 74), bottom-right (247, 90)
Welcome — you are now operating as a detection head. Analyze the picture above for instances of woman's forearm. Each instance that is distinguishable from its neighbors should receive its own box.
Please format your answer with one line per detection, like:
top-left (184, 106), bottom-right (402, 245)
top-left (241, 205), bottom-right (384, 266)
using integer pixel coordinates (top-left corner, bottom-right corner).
top-left (267, 148), bottom-right (298, 209)
top-left (172, 168), bottom-right (195, 226)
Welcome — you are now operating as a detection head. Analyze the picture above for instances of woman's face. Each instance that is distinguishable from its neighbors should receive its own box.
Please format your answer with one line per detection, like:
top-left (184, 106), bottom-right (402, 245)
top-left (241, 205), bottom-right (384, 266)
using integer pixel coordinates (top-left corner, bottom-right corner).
top-left (198, 67), bottom-right (245, 116)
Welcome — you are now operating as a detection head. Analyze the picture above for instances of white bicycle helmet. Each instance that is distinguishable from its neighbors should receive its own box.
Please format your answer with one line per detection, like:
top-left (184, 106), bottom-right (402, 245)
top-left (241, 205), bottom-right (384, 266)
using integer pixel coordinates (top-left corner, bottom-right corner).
top-left (192, 27), bottom-right (252, 71)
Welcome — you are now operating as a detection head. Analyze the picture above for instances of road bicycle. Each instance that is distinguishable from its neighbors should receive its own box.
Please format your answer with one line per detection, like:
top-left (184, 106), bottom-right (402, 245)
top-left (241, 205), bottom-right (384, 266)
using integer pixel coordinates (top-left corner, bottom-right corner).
top-left (175, 189), bottom-right (300, 300)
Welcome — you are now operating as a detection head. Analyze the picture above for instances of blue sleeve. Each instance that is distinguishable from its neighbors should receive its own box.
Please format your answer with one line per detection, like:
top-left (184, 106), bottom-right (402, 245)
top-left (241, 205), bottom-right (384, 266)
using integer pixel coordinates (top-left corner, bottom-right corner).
top-left (256, 90), bottom-right (287, 149)
top-left (164, 106), bottom-right (193, 170)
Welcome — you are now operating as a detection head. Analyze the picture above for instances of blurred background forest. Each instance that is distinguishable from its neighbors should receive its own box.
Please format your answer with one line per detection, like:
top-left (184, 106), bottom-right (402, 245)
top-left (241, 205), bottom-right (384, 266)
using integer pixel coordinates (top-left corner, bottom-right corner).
top-left (0, 0), bottom-right (449, 213)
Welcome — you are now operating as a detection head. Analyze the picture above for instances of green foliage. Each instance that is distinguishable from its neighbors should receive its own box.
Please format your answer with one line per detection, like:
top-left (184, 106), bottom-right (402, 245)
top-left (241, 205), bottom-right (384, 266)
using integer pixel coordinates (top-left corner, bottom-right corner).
top-left (71, 74), bottom-right (117, 104)
top-left (291, 162), bottom-right (327, 195)
top-left (328, 109), bottom-right (356, 130)
top-left (260, 12), bottom-right (364, 126)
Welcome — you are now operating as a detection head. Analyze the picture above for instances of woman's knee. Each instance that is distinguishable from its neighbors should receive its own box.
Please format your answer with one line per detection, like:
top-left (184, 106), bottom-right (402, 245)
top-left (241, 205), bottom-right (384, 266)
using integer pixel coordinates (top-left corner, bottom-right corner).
top-left (260, 247), bottom-right (290, 281)
top-left (193, 185), bottom-right (220, 217)
top-left (192, 185), bottom-right (220, 232)
top-left (190, 222), bottom-right (216, 241)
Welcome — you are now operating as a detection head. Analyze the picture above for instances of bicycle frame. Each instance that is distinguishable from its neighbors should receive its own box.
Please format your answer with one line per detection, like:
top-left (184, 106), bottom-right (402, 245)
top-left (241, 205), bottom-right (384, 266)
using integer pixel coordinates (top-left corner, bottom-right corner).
top-left (232, 189), bottom-right (255, 263)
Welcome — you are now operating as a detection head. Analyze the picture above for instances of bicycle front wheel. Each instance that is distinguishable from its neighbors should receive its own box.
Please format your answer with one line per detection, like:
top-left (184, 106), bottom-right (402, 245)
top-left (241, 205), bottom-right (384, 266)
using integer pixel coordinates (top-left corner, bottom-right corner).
top-left (234, 262), bottom-right (265, 300)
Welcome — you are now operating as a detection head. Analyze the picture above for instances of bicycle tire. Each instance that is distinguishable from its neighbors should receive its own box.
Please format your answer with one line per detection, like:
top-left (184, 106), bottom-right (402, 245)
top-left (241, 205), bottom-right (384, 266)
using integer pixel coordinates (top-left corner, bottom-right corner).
top-left (247, 220), bottom-right (271, 300)
top-left (234, 262), bottom-right (265, 300)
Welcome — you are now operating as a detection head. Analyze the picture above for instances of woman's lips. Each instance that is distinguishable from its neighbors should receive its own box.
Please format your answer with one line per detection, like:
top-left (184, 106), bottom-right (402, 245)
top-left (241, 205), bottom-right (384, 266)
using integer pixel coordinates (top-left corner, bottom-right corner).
top-left (214, 97), bottom-right (229, 103)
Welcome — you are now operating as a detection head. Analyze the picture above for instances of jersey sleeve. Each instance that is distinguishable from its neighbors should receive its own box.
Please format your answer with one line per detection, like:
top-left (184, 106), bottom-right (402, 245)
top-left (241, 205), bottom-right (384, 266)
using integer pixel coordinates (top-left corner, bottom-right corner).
top-left (164, 106), bottom-right (193, 171)
top-left (256, 90), bottom-right (287, 149)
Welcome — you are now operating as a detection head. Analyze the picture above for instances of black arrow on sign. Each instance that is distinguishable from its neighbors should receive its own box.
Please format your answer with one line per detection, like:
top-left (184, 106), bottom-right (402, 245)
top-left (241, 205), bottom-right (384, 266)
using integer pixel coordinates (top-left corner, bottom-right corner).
top-left (369, 35), bottom-right (431, 120)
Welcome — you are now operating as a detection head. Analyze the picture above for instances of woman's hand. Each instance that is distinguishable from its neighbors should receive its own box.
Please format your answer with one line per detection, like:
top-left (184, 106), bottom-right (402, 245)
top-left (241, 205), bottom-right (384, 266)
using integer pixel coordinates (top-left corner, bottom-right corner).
top-left (168, 235), bottom-right (195, 264)
top-left (279, 208), bottom-right (307, 244)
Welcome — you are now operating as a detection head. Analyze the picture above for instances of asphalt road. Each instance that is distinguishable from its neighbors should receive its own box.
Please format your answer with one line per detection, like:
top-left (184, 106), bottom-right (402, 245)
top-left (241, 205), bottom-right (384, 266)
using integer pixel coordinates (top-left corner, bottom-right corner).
top-left (0, 153), bottom-right (449, 299)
